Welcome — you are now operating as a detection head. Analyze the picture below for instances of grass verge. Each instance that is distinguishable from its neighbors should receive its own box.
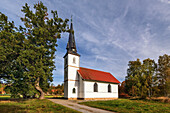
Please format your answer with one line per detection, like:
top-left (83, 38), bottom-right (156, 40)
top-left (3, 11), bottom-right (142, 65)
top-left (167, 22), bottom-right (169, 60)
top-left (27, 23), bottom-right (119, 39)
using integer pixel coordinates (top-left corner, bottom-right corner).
top-left (0, 95), bottom-right (10, 99)
top-left (0, 99), bottom-right (80, 113)
top-left (80, 99), bottom-right (170, 113)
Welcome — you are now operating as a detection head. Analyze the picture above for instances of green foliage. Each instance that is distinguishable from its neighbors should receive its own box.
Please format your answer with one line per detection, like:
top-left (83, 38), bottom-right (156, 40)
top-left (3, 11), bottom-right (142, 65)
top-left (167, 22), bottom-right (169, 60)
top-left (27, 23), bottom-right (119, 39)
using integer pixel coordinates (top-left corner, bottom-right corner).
top-left (0, 12), bottom-right (28, 97)
top-left (19, 2), bottom-right (68, 99)
top-left (4, 86), bottom-right (10, 94)
top-left (157, 54), bottom-right (170, 96)
top-left (125, 54), bottom-right (170, 97)
top-left (126, 59), bottom-right (143, 96)
top-left (80, 99), bottom-right (170, 113)
top-left (0, 1), bottom-right (69, 99)
top-left (0, 12), bottom-right (24, 81)
top-left (125, 58), bottom-right (157, 97)
top-left (48, 83), bottom-right (64, 95)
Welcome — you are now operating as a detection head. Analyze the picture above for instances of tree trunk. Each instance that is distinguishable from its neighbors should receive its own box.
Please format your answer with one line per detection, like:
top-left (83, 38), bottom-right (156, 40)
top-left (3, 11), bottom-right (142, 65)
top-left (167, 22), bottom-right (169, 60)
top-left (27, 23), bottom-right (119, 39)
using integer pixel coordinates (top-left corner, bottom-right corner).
top-left (35, 77), bottom-right (45, 99)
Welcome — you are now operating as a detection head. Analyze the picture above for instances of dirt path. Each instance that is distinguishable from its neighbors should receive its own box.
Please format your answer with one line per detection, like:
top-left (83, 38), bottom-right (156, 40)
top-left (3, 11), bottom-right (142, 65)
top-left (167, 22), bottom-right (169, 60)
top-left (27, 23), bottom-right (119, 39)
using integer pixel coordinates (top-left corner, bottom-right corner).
top-left (48, 99), bottom-right (115, 113)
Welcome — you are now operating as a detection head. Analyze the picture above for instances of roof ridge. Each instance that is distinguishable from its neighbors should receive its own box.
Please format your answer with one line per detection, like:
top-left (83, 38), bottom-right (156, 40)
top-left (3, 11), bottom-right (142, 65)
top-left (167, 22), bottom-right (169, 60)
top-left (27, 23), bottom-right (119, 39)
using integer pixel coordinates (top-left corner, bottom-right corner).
top-left (80, 67), bottom-right (110, 74)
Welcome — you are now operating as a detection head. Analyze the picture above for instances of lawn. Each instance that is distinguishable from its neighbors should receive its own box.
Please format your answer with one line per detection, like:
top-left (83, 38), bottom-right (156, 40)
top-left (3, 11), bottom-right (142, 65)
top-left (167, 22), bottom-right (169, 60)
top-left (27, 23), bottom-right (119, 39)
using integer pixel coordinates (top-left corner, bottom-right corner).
top-left (80, 99), bottom-right (170, 113)
top-left (45, 95), bottom-right (63, 99)
top-left (0, 95), bottom-right (62, 99)
top-left (0, 99), bottom-right (80, 113)
top-left (0, 95), bottom-right (10, 99)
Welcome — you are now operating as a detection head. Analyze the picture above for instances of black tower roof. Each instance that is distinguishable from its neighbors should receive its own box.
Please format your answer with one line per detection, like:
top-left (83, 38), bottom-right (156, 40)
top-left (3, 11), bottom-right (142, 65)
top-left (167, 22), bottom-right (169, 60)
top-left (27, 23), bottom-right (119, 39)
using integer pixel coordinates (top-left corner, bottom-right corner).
top-left (64, 18), bottom-right (80, 57)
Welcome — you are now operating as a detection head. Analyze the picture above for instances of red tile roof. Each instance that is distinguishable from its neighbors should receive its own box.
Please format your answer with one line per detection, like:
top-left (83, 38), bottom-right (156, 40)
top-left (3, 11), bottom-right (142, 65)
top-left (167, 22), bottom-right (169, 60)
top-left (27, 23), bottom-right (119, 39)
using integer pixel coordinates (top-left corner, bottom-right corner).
top-left (77, 67), bottom-right (120, 84)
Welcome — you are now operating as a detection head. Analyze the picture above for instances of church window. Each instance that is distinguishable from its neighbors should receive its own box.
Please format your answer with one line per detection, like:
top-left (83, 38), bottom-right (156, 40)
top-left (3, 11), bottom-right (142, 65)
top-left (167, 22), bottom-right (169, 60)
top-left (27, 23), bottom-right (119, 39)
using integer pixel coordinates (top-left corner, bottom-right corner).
top-left (108, 84), bottom-right (111, 92)
top-left (94, 83), bottom-right (98, 92)
top-left (72, 88), bottom-right (76, 93)
top-left (73, 57), bottom-right (76, 64)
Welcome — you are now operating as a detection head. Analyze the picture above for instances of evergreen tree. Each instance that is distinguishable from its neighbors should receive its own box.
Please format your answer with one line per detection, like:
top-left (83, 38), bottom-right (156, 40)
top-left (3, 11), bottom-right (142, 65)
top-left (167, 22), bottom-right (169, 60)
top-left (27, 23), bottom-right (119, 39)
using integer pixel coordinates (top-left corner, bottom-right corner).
top-left (0, 12), bottom-right (24, 80)
top-left (0, 12), bottom-right (31, 98)
top-left (0, 2), bottom-right (68, 99)
top-left (19, 2), bottom-right (68, 99)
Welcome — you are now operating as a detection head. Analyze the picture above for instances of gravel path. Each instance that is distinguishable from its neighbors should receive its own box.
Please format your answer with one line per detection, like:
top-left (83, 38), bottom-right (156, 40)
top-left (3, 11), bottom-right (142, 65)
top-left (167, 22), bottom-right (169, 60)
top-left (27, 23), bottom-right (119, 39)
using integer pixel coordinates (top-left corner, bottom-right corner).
top-left (48, 99), bottom-right (115, 113)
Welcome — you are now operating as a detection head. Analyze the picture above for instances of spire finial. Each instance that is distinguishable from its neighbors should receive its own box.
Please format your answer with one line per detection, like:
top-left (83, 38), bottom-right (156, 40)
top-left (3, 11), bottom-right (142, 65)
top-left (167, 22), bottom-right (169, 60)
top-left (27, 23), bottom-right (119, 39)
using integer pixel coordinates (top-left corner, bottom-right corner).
top-left (71, 15), bottom-right (73, 23)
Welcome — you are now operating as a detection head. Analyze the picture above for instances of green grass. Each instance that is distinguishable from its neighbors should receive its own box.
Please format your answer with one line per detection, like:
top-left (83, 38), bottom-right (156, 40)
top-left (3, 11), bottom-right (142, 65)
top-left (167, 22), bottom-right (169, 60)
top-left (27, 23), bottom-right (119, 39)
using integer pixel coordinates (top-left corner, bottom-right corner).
top-left (45, 95), bottom-right (64, 99)
top-left (80, 99), bottom-right (170, 113)
top-left (44, 95), bottom-right (56, 98)
top-left (0, 95), bottom-right (10, 98)
top-left (0, 99), bottom-right (80, 113)
top-left (0, 95), bottom-right (62, 100)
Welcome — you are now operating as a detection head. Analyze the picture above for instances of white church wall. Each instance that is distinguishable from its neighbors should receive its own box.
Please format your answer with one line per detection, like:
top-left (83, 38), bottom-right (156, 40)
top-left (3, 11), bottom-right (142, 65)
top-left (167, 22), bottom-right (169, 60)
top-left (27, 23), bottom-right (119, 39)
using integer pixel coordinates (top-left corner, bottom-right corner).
top-left (67, 81), bottom-right (79, 98)
top-left (67, 54), bottom-right (80, 80)
top-left (68, 54), bottom-right (80, 68)
top-left (83, 81), bottom-right (118, 98)
top-left (67, 66), bottom-right (79, 80)
top-left (64, 54), bottom-right (80, 99)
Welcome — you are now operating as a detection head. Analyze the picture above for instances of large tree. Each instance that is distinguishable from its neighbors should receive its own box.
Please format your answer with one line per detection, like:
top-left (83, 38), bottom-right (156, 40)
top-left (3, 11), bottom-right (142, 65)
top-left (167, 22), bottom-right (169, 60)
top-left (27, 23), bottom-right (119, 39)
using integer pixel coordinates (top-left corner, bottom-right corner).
top-left (0, 12), bottom-right (25, 82)
top-left (19, 2), bottom-right (68, 99)
top-left (0, 2), bottom-right (69, 99)
top-left (0, 12), bottom-right (30, 98)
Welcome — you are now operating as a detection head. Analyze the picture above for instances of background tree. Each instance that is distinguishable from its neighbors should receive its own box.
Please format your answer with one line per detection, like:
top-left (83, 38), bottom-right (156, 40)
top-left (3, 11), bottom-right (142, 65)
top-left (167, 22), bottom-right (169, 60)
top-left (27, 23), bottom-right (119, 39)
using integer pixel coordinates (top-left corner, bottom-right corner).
top-left (125, 59), bottom-right (142, 96)
top-left (125, 58), bottom-right (157, 98)
top-left (142, 58), bottom-right (157, 98)
top-left (56, 84), bottom-right (64, 95)
top-left (157, 54), bottom-right (170, 96)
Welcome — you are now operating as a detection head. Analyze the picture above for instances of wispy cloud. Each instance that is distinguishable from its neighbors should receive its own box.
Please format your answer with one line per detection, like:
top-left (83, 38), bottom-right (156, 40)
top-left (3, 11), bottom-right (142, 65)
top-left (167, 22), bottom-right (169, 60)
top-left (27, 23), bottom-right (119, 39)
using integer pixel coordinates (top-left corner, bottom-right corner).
top-left (1, 0), bottom-right (170, 85)
top-left (159, 0), bottom-right (170, 4)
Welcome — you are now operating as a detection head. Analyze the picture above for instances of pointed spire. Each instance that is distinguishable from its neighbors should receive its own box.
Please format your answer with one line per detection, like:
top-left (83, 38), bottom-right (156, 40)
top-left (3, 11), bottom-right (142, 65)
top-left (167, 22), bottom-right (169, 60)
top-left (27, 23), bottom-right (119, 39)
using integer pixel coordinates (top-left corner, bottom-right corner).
top-left (66, 16), bottom-right (80, 56)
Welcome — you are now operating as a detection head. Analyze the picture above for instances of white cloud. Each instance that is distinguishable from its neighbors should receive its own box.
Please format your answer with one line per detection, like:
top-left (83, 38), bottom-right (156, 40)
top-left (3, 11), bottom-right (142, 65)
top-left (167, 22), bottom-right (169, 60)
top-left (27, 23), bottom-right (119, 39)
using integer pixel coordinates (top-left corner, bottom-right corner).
top-left (1, 0), bottom-right (170, 85)
top-left (81, 32), bottom-right (99, 43)
top-left (159, 0), bottom-right (170, 4)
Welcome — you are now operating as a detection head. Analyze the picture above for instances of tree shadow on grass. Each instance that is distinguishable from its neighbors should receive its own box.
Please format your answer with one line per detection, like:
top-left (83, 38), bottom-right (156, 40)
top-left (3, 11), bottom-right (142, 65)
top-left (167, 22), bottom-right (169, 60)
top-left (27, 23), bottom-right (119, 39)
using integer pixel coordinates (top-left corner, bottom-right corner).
top-left (0, 98), bottom-right (29, 103)
top-left (0, 104), bottom-right (31, 113)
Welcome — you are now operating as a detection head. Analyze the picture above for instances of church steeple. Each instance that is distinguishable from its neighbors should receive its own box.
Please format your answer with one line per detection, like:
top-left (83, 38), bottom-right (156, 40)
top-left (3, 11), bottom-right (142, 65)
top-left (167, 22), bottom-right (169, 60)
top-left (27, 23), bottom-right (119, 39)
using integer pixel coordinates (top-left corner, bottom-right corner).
top-left (66, 17), bottom-right (80, 56)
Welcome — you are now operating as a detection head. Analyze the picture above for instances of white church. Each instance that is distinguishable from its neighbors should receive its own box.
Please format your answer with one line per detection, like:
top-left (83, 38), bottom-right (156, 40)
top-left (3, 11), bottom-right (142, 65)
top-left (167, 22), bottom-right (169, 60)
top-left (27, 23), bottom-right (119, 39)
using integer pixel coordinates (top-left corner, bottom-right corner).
top-left (63, 21), bottom-right (120, 100)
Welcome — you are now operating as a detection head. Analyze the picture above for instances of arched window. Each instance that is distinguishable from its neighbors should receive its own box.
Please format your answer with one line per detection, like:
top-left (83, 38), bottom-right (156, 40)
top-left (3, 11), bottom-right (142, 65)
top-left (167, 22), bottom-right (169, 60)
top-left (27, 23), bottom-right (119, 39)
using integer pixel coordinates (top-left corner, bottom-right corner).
top-left (108, 84), bottom-right (111, 92)
top-left (72, 88), bottom-right (76, 93)
top-left (73, 57), bottom-right (76, 64)
top-left (94, 83), bottom-right (98, 92)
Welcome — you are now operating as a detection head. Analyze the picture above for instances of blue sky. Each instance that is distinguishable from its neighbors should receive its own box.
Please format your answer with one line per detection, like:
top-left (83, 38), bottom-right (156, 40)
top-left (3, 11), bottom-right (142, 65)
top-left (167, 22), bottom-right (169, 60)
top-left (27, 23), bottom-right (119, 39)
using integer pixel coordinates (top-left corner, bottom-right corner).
top-left (1, 0), bottom-right (170, 85)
